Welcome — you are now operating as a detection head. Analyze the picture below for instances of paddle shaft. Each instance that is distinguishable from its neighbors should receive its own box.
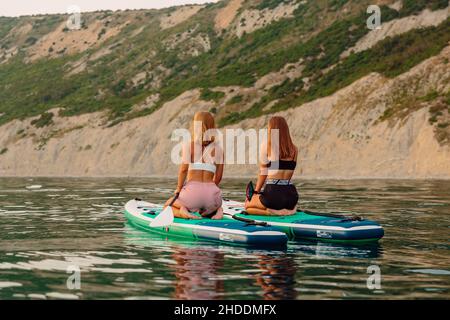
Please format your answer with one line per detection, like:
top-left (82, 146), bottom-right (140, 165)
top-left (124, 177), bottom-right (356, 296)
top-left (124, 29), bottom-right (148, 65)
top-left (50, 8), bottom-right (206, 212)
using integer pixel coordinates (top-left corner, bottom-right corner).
top-left (168, 192), bottom-right (180, 207)
top-left (223, 212), bottom-right (268, 227)
top-left (302, 210), bottom-right (362, 221)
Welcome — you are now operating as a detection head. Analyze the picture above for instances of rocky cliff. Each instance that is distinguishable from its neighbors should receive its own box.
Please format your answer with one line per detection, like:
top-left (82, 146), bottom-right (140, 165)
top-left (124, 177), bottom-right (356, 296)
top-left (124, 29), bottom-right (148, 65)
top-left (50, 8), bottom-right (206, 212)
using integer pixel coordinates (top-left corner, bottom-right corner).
top-left (0, 0), bottom-right (449, 178)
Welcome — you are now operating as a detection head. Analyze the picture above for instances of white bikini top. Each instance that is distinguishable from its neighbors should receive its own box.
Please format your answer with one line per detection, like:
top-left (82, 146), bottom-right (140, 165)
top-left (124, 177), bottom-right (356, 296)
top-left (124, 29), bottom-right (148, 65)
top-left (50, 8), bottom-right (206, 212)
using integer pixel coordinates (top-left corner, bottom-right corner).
top-left (189, 162), bottom-right (217, 174)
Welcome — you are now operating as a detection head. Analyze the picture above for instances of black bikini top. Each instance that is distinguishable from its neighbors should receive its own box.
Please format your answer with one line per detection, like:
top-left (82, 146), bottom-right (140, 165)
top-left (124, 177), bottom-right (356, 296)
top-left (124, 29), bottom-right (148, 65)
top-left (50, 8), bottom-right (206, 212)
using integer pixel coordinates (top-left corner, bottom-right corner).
top-left (264, 160), bottom-right (297, 171)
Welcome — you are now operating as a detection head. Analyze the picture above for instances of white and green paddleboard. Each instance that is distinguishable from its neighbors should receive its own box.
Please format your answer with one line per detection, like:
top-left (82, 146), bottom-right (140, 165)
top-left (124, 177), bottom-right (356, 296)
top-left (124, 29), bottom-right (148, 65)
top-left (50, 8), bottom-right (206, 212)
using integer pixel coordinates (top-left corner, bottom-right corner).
top-left (124, 199), bottom-right (288, 247)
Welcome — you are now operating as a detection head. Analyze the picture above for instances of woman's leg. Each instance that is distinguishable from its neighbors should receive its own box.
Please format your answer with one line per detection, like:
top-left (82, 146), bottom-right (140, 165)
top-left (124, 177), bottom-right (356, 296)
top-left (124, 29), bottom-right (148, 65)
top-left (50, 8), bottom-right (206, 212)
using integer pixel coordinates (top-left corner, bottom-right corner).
top-left (164, 197), bottom-right (199, 219)
top-left (203, 184), bottom-right (223, 220)
top-left (178, 204), bottom-right (200, 219)
top-left (267, 207), bottom-right (297, 216)
top-left (171, 206), bottom-right (180, 216)
top-left (245, 194), bottom-right (270, 215)
top-left (211, 207), bottom-right (223, 220)
top-left (246, 207), bottom-right (270, 215)
top-left (245, 195), bottom-right (297, 216)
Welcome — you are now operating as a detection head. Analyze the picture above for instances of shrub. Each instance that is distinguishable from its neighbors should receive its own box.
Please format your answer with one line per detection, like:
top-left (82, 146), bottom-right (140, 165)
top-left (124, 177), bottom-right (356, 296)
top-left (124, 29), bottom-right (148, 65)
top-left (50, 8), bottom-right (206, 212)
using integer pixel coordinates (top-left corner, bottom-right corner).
top-left (200, 88), bottom-right (225, 102)
top-left (98, 28), bottom-right (107, 40)
top-left (400, 0), bottom-right (449, 17)
top-left (219, 112), bottom-right (243, 127)
top-left (256, 0), bottom-right (289, 10)
top-left (112, 79), bottom-right (127, 95)
top-left (31, 112), bottom-right (54, 128)
top-left (420, 91), bottom-right (440, 102)
top-left (226, 95), bottom-right (244, 105)
top-left (25, 36), bottom-right (38, 46)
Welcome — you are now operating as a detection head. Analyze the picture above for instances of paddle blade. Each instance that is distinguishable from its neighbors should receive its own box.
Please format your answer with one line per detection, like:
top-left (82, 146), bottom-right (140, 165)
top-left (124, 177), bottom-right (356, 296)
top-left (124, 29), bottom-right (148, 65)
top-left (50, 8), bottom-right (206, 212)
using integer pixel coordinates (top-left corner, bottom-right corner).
top-left (246, 181), bottom-right (254, 201)
top-left (150, 206), bottom-right (174, 227)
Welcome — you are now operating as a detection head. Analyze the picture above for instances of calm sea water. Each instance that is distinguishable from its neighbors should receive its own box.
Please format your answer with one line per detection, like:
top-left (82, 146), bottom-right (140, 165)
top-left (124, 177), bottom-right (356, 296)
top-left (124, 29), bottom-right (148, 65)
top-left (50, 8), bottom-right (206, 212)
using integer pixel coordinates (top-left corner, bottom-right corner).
top-left (0, 177), bottom-right (449, 300)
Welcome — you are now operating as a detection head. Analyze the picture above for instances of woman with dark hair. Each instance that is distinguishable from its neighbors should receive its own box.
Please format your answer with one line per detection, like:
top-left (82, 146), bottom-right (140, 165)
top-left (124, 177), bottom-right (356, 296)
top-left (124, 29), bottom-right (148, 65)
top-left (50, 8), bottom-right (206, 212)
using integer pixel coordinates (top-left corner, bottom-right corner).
top-left (245, 116), bottom-right (299, 216)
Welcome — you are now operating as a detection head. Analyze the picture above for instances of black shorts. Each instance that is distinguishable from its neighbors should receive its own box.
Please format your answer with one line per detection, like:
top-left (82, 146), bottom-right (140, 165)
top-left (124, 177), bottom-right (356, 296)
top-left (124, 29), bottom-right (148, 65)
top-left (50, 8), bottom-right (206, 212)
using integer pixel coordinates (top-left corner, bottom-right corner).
top-left (260, 184), bottom-right (299, 210)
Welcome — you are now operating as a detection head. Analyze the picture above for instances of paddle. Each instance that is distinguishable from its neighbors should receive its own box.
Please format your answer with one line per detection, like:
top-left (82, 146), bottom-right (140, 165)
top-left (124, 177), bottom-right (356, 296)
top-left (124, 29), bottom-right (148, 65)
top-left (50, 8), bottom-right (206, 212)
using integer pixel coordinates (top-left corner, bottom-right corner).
top-left (246, 181), bottom-right (255, 201)
top-left (302, 210), bottom-right (363, 221)
top-left (149, 193), bottom-right (179, 227)
top-left (223, 212), bottom-right (269, 227)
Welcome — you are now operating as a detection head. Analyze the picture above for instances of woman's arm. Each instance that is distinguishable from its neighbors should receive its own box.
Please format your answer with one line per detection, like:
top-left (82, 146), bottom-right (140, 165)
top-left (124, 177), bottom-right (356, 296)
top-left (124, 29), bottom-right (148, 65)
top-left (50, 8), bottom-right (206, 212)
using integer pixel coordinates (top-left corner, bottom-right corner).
top-left (255, 141), bottom-right (269, 192)
top-left (255, 170), bottom-right (267, 193)
top-left (214, 163), bottom-right (224, 186)
top-left (175, 142), bottom-right (190, 193)
top-left (175, 163), bottom-right (189, 193)
top-left (213, 142), bottom-right (224, 186)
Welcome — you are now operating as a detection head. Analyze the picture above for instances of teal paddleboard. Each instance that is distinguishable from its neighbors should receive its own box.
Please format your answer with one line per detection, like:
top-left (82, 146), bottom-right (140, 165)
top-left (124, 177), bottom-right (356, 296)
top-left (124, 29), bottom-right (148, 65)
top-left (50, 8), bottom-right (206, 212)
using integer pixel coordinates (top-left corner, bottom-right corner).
top-left (223, 200), bottom-right (384, 243)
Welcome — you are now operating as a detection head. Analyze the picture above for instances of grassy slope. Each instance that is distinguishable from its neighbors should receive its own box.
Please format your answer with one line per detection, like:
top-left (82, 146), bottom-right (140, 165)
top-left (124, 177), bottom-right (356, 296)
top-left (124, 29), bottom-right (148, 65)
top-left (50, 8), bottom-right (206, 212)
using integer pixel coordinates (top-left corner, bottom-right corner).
top-left (0, 0), bottom-right (448, 127)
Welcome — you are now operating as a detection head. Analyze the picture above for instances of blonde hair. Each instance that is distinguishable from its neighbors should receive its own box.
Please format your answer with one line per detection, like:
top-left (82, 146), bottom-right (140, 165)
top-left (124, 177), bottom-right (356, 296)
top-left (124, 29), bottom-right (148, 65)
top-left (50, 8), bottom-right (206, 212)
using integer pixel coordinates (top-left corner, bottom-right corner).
top-left (190, 111), bottom-right (216, 145)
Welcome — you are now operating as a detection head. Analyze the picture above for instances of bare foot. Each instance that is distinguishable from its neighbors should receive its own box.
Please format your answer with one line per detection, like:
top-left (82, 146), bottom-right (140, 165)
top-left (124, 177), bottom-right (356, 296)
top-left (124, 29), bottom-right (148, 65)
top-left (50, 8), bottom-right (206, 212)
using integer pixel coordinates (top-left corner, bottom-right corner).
top-left (177, 206), bottom-right (201, 220)
top-left (268, 208), bottom-right (296, 216)
top-left (211, 208), bottom-right (223, 220)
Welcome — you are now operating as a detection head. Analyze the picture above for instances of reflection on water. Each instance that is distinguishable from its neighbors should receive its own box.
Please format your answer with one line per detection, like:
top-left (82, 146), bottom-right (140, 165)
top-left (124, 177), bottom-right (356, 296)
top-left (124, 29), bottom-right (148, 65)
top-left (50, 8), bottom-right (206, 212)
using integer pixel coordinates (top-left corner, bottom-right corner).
top-left (292, 242), bottom-right (383, 260)
top-left (0, 177), bottom-right (449, 299)
top-left (172, 246), bottom-right (226, 300)
top-left (124, 227), bottom-right (299, 300)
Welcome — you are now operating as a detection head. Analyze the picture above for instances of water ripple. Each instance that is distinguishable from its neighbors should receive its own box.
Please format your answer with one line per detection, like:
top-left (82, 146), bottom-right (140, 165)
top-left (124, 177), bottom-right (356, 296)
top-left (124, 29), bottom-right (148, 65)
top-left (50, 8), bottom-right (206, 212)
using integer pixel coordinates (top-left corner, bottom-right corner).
top-left (0, 177), bottom-right (449, 300)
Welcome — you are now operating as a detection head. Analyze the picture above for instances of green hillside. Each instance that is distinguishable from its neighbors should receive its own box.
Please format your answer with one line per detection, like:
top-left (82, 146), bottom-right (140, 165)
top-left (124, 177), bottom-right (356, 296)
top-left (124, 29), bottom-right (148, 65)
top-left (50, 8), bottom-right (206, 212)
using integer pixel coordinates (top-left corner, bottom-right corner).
top-left (0, 0), bottom-right (448, 127)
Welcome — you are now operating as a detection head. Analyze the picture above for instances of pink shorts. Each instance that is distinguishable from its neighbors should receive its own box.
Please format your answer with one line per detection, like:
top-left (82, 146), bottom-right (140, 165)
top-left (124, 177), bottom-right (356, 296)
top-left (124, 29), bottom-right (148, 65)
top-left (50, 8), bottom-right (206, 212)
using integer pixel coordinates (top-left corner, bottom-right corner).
top-left (178, 181), bottom-right (222, 214)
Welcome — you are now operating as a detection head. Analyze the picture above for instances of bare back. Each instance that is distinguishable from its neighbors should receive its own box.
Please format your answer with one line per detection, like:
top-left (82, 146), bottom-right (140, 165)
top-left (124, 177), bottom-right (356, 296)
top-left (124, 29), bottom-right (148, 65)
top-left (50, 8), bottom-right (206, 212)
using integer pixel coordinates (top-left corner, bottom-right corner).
top-left (183, 142), bottom-right (224, 185)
